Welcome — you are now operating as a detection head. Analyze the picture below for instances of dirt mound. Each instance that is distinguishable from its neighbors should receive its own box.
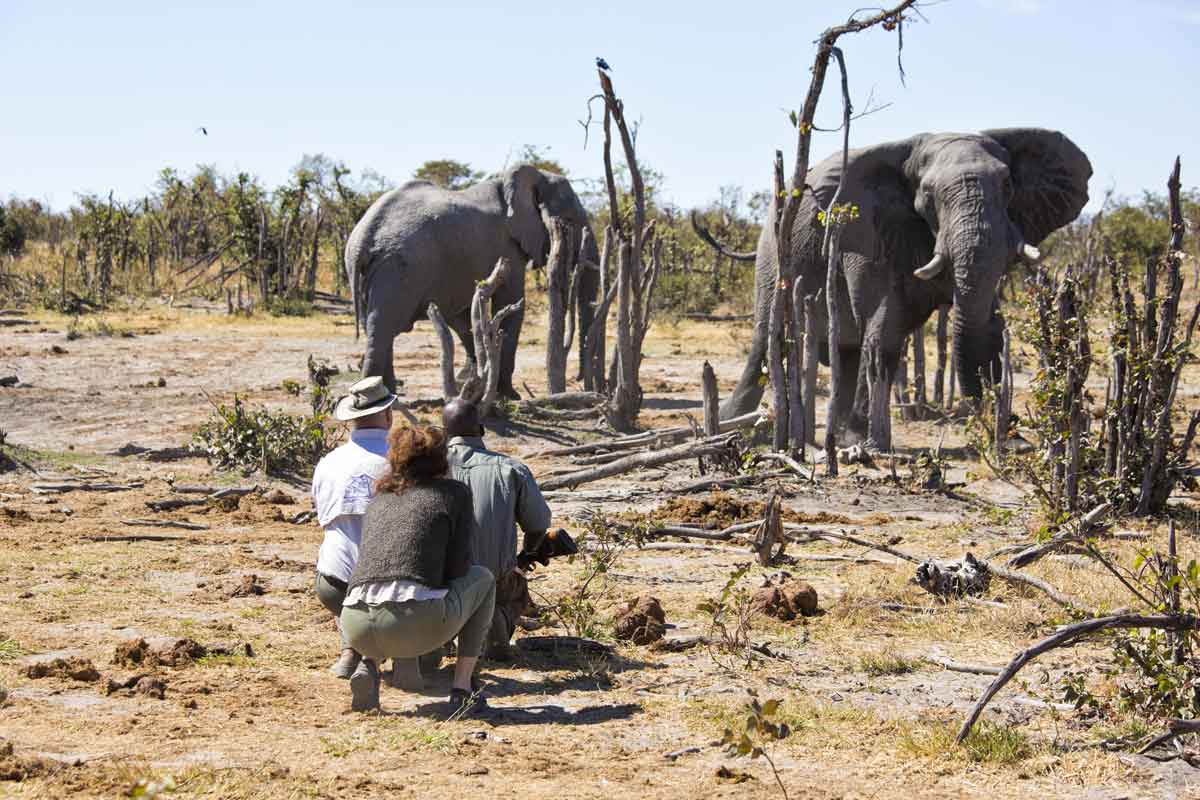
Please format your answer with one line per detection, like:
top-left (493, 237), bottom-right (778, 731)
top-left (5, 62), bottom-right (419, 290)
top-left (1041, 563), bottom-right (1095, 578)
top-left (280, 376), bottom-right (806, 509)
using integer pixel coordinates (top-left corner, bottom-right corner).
top-left (113, 638), bottom-right (207, 668)
top-left (0, 740), bottom-right (53, 782)
top-left (230, 574), bottom-right (267, 597)
top-left (751, 577), bottom-right (819, 621)
top-left (1, 507), bottom-right (33, 525)
top-left (613, 596), bottom-right (666, 644)
top-left (104, 674), bottom-right (167, 699)
top-left (261, 489), bottom-right (296, 505)
top-left (22, 657), bottom-right (100, 682)
top-left (113, 637), bottom-right (250, 667)
top-left (645, 494), bottom-right (891, 528)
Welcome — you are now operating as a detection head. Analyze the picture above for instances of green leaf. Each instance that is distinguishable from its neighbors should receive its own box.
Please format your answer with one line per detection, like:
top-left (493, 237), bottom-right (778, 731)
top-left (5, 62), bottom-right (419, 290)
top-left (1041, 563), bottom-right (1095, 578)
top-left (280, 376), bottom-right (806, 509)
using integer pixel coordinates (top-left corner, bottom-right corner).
top-left (761, 699), bottom-right (781, 717)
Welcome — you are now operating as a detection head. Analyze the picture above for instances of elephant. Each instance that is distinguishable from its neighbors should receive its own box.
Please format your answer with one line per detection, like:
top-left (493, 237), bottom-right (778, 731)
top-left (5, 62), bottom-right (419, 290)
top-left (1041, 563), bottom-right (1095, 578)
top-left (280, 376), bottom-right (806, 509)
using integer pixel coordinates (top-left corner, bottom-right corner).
top-left (345, 165), bottom-right (596, 397)
top-left (715, 128), bottom-right (1092, 447)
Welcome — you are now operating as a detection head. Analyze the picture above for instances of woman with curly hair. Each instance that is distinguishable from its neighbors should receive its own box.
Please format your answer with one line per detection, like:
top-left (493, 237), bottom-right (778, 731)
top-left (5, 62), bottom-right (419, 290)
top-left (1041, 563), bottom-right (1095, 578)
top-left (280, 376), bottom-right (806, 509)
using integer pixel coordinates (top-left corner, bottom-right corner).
top-left (340, 425), bottom-right (495, 714)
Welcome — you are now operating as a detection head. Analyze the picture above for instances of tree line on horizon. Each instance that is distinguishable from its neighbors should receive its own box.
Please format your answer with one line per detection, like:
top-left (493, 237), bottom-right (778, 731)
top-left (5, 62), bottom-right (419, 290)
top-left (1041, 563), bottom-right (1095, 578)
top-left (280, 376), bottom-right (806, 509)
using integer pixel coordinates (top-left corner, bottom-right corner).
top-left (0, 146), bottom-right (1195, 318)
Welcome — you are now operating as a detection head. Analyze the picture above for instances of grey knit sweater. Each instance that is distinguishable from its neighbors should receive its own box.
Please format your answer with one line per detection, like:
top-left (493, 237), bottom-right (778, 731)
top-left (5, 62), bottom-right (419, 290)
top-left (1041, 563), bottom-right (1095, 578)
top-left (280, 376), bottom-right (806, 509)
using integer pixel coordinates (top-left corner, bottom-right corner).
top-left (349, 479), bottom-right (475, 591)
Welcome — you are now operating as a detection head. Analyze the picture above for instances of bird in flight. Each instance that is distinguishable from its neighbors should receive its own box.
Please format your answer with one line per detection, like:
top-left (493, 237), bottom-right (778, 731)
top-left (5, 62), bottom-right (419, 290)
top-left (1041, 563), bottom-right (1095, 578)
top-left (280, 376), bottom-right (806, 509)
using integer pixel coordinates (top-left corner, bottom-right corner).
top-left (595, 57), bottom-right (611, 72)
top-left (196, 126), bottom-right (208, 136)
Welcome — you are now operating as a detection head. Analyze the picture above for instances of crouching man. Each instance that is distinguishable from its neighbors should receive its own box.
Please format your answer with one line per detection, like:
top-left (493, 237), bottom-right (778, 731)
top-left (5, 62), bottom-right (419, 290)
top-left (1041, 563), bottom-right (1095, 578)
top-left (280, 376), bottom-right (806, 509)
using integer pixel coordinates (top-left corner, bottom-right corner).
top-left (443, 398), bottom-right (571, 657)
top-left (311, 376), bottom-right (399, 677)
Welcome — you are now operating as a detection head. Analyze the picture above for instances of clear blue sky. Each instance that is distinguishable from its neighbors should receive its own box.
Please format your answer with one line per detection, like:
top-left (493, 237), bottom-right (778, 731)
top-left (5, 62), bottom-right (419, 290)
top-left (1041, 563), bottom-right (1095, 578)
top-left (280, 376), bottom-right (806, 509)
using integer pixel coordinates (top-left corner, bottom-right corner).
top-left (2, 0), bottom-right (1197, 214)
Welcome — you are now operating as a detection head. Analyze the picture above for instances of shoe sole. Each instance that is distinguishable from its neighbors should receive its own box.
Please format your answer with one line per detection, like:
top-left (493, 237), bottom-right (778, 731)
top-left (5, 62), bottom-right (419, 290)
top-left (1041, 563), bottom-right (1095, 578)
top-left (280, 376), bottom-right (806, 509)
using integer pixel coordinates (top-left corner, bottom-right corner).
top-left (350, 673), bottom-right (379, 711)
top-left (331, 659), bottom-right (360, 680)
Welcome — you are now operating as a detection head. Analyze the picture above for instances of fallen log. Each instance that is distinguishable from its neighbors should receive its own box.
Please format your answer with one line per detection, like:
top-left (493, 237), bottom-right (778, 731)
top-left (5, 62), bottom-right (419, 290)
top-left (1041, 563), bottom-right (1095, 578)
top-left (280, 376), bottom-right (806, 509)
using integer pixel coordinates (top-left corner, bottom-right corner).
top-left (957, 613), bottom-right (1200, 743)
top-left (82, 533), bottom-right (185, 543)
top-left (170, 484), bottom-right (257, 496)
top-left (519, 392), bottom-right (606, 410)
top-left (1139, 719), bottom-right (1200, 755)
top-left (1005, 502), bottom-right (1111, 568)
top-left (31, 481), bottom-right (144, 494)
top-left (683, 313), bottom-right (753, 322)
top-left (651, 525), bottom-right (733, 542)
top-left (145, 498), bottom-right (209, 512)
top-left (755, 451), bottom-right (810, 480)
top-left (538, 411), bottom-right (764, 458)
top-left (122, 518), bottom-right (210, 531)
top-left (539, 433), bottom-right (738, 491)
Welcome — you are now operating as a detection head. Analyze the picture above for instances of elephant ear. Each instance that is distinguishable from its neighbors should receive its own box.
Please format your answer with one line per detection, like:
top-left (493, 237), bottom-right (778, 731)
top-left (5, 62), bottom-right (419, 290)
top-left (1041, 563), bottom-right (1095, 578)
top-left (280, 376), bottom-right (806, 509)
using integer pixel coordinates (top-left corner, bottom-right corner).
top-left (983, 128), bottom-right (1092, 245)
top-left (818, 137), bottom-right (934, 273)
top-left (503, 165), bottom-right (549, 262)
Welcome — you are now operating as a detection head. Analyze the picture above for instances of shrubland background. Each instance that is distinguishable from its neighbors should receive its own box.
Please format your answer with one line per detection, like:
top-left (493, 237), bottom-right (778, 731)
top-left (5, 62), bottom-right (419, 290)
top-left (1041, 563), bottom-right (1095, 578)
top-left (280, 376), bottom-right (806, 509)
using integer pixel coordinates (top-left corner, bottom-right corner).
top-left (6, 146), bottom-right (1193, 320)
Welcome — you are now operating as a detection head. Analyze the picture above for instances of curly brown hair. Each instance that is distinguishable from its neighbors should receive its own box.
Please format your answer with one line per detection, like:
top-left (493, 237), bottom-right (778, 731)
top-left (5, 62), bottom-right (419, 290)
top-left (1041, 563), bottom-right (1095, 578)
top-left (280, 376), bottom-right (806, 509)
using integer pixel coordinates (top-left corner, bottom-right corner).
top-left (375, 425), bottom-right (450, 494)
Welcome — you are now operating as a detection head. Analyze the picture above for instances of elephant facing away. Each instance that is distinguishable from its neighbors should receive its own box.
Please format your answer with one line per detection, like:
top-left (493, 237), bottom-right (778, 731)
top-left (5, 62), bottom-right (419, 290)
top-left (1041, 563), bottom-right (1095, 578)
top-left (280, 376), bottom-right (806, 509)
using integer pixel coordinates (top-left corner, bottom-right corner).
top-left (718, 128), bottom-right (1091, 448)
top-left (345, 165), bottom-right (594, 397)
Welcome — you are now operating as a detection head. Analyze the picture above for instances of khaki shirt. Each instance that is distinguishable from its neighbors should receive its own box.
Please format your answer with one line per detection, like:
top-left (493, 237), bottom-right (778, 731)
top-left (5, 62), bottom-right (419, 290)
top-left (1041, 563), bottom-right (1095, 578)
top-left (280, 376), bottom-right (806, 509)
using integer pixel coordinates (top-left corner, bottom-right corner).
top-left (447, 436), bottom-right (552, 577)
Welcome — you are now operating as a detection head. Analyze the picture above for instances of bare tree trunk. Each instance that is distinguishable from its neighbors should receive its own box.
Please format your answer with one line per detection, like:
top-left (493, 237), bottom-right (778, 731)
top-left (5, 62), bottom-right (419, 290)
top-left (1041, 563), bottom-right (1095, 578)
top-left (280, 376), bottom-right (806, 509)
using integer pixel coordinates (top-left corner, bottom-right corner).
top-left (767, 153), bottom-right (792, 452)
top-left (426, 302), bottom-right (459, 399)
top-left (802, 293), bottom-right (819, 446)
top-left (825, 246), bottom-right (843, 476)
top-left (544, 213), bottom-right (573, 394)
top-left (702, 361), bottom-right (720, 436)
top-left (598, 68), bottom-right (655, 432)
top-left (582, 227), bottom-right (612, 394)
top-left (934, 306), bottom-right (949, 408)
top-left (469, 259), bottom-right (523, 416)
top-left (912, 323), bottom-right (927, 416)
top-left (994, 328), bottom-right (1012, 464)
top-left (893, 335), bottom-right (909, 408)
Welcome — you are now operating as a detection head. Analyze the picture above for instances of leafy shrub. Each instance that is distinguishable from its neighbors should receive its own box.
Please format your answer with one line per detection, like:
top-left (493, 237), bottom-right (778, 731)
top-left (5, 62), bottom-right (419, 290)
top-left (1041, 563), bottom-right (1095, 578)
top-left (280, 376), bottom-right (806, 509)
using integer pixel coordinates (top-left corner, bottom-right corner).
top-left (266, 295), bottom-right (314, 317)
top-left (194, 395), bottom-right (333, 476)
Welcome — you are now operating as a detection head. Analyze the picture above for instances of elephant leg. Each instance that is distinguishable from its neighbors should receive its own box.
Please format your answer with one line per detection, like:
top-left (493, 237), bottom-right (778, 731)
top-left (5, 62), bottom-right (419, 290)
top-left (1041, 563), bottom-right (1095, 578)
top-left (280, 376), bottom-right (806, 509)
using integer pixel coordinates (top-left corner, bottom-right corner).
top-left (836, 348), bottom-right (866, 444)
top-left (361, 266), bottom-right (413, 392)
top-left (493, 262), bottom-right (525, 400)
top-left (855, 301), bottom-right (904, 451)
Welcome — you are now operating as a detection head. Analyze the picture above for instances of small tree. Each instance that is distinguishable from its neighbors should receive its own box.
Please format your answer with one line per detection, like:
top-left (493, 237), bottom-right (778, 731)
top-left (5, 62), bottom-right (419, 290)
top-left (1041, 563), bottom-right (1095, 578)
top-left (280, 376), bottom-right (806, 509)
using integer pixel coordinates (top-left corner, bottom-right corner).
top-left (413, 159), bottom-right (482, 190)
top-left (593, 68), bottom-right (660, 431)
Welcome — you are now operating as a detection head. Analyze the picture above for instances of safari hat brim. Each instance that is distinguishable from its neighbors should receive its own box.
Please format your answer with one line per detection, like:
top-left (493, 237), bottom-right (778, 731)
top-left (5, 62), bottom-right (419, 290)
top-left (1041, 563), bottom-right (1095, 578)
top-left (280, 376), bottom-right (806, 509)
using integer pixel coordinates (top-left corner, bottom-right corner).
top-left (333, 393), bottom-right (400, 421)
top-left (333, 375), bottom-right (402, 421)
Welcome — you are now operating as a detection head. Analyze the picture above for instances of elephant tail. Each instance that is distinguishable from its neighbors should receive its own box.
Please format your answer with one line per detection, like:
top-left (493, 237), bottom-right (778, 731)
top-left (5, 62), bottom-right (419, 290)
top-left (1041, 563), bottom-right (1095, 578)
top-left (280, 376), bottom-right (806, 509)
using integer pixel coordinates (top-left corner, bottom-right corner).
top-left (344, 225), bottom-right (367, 341)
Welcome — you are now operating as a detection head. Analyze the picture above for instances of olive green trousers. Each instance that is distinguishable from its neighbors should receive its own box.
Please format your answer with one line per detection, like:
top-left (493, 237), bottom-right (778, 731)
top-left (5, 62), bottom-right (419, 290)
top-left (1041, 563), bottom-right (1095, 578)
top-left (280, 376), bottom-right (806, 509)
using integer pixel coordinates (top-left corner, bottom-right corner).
top-left (340, 566), bottom-right (496, 662)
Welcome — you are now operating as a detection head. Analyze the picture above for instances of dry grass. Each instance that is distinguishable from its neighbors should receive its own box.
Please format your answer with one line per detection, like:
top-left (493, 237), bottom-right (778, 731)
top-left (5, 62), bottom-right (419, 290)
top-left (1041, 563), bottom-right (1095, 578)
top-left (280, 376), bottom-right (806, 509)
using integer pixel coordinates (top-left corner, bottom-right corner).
top-left (1, 305), bottom-right (1195, 799)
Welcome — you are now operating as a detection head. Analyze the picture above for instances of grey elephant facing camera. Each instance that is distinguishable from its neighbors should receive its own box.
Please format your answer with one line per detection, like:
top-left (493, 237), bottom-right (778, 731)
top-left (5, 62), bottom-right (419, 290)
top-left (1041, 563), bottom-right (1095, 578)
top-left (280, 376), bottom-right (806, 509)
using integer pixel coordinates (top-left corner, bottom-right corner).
top-left (719, 128), bottom-right (1091, 448)
top-left (345, 165), bottom-right (596, 397)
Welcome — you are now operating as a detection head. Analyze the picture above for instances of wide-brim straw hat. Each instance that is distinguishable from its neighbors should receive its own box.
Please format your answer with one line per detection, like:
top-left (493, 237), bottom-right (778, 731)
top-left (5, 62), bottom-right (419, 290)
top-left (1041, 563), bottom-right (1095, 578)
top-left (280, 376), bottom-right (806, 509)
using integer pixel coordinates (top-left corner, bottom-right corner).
top-left (333, 376), bottom-right (401, 421)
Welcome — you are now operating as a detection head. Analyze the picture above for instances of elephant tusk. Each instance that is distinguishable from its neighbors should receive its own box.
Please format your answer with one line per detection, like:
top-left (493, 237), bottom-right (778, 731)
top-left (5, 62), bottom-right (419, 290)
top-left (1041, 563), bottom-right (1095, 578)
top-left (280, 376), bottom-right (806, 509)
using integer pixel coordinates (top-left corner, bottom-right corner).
top-left (913, 253), bottom-right (948, 280)
top-left (1019, 242), bottom-right (1041, 263)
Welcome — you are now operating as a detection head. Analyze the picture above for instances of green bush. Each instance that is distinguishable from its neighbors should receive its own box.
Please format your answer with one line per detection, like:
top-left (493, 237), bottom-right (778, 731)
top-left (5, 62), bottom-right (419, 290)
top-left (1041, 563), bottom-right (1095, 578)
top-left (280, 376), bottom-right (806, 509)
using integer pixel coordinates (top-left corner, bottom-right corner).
top-left (265, 294), bottom-right (314, 317)
top-left (193, 395), bottom-right (333, 476)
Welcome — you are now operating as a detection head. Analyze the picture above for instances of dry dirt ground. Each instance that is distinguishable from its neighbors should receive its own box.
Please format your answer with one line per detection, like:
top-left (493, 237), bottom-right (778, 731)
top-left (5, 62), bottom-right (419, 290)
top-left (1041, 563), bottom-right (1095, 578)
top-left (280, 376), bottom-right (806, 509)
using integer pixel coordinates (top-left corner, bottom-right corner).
top-left (2, 300), bottom-right (1200, 799)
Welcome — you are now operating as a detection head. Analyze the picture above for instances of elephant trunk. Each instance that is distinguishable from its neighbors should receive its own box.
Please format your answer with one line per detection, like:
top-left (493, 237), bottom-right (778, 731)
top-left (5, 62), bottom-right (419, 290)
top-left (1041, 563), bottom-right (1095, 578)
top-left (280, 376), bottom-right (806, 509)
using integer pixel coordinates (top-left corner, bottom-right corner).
top-left (944, 196), bottom-right (1015, 402)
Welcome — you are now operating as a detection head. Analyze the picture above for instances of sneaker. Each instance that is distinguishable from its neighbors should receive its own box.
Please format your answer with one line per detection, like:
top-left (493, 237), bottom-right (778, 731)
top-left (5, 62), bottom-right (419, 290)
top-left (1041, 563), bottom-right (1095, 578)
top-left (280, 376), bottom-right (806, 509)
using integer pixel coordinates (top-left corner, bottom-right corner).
top-left (350, 659), bottom-right (380, 712)
top-left (330, 649), bottom-right (361, 680)
top-left (448, 688), bottom-right (488, 718)
top-left (385, 658), bottom-right (424, 691)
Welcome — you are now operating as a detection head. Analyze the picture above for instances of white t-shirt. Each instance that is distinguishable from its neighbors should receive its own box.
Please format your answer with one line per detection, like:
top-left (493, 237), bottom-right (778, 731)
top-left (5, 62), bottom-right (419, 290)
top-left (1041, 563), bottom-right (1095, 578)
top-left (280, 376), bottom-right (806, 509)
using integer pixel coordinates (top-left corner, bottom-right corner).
top-left (311, 428), bottom-right (390, 583)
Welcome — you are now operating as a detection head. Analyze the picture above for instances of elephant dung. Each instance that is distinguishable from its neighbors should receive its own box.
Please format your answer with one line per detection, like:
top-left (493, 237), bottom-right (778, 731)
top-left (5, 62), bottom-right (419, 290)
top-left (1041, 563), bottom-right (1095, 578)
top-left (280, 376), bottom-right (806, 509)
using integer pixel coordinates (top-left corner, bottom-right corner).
top-left (751, 579), bottom-right (819, 621)
top-left (613, 596), bottom-right (666, 645)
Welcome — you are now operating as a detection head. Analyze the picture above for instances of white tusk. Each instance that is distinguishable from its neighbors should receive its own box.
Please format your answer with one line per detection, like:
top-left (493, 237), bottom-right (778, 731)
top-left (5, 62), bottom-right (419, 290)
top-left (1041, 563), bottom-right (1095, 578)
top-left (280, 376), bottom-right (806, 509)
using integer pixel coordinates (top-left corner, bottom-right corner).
top-left (1019, 242), bottom-right (1041, 263)
top-left (913, 253), bottom-right (948, 280)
